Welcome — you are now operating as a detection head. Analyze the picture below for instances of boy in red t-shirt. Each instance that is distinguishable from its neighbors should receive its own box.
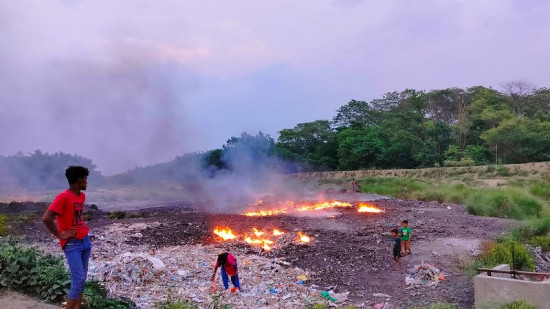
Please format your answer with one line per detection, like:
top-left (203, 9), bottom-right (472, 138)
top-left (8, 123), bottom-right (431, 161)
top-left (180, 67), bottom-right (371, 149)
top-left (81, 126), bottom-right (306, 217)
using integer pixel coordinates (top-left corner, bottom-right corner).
top-left (212, 252), bottom-right (241, 292)
top-left (42, 166), bottom-right (91, 309)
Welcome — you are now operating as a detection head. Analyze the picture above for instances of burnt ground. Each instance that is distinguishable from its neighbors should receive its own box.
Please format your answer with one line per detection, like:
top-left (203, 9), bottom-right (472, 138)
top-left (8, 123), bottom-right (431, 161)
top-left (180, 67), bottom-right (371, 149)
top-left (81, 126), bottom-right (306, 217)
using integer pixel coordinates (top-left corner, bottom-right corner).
top-left (4, 199), bottom-right (513, 308)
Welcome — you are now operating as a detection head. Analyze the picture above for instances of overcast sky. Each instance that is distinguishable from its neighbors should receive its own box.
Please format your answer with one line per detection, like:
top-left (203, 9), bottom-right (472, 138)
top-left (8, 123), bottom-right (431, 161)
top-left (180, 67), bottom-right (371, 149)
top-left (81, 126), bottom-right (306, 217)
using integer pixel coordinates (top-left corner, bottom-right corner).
top-left (1, 0), bottom-right (549, 174)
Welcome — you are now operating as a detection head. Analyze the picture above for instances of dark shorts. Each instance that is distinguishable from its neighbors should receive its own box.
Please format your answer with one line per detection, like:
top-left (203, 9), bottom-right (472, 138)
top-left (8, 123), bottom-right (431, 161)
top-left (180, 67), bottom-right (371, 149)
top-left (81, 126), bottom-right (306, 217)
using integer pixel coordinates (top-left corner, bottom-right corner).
top-left (393, 249), bottom-right (402, 258)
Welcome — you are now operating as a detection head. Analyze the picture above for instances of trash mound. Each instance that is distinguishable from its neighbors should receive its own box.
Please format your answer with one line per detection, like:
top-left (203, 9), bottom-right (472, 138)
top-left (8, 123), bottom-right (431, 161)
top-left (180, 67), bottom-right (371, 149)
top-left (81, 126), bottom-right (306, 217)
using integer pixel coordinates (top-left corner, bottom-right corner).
top-left (405, 263), bottom-right (445, 288)
top-left (83, 222), bottom-right (349, 308)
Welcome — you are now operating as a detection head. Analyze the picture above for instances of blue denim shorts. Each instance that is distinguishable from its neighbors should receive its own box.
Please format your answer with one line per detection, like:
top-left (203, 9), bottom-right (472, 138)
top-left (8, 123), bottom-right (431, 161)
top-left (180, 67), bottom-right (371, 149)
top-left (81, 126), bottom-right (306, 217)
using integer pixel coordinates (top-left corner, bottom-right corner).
top-left (64, 235), bottom-right (92, 299)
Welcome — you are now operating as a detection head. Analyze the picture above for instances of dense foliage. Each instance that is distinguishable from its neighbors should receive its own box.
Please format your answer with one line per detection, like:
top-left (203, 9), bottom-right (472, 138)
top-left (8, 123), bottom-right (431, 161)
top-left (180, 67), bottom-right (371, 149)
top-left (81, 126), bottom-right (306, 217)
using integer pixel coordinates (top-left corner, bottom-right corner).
top-left (0, 240), bottom-right (70, 302)
top-left (275, 83), bottom-right (550, 171)
top-left (0, 239), bottom-right (133, 307)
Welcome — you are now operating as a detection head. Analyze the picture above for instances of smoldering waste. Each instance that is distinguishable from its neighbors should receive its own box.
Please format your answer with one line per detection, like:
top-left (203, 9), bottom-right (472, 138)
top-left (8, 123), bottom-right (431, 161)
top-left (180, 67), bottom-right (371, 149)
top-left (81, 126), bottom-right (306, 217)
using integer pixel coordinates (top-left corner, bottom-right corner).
top-left (40, 222), bottom-right (349, 308)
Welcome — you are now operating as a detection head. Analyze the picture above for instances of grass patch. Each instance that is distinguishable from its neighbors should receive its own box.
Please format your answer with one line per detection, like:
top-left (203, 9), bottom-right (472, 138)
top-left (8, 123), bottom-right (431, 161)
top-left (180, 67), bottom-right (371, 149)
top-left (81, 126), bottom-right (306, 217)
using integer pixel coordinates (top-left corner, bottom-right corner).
top-left (128, 212), bottom-right (150, 219)
top-left (359, 177), bottom-right (426, 199)
top-left (359, 177), bottom-right (546, 220)
top-left (108, 211), bottom-right (127, 219)
top-left (500, 301), bottom-right (536, 309)
top-left (507, 217), bottom-right (550, 240)
top-left (529, 236), bottom-right (550, 251)
top-left (529, 182), bottom-right (550, 200)
top-left (83, 280), bottom-right (134, 309)
top-left (477, 241), bottom-right (534, 270)
top-left (0, 214), bottom-right (10, 236)
top-left (458, 240), bottom-right (535, 276)
top-left (464, 188), bottom-right (542, 219)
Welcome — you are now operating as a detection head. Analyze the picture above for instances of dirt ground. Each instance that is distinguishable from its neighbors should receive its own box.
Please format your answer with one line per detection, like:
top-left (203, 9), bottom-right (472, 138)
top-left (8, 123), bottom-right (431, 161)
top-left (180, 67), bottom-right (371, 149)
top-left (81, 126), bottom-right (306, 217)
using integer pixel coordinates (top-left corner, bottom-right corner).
top-left (2, 196), bottom-right (515, 309)
top-left (0, 291), bottom-right (60, 309)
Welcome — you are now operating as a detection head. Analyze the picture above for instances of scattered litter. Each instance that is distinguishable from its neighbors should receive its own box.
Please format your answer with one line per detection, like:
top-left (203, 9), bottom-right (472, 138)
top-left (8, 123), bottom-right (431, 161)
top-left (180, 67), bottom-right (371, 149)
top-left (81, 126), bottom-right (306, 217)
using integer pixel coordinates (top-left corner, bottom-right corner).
top-left (374, 302), bottom-right (391, 309)
top-left (447, 206), bottom-right (451, 210)
top-left (328, 290), bottom-right (349, 302)
top-left (373, 293), bottom-right (391, 298)
top-left (320, 291), bottom-right (337, 302)
top-left (405, 263), bottom-right (445, 287)
top-left (46, 222), bottom-right (343, 309)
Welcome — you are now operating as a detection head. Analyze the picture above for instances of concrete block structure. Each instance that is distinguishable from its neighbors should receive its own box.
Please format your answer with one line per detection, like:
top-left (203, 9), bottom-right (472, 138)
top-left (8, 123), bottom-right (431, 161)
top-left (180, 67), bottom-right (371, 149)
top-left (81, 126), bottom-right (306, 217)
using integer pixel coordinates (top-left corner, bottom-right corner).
top-left (474, 264), bottom-right (550, 308)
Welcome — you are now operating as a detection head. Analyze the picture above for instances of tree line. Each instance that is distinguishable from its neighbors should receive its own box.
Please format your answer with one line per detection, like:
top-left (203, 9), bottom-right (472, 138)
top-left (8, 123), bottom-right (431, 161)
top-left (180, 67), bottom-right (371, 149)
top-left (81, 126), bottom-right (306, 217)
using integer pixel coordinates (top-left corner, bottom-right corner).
top-left (3, 81), bottom-right (549, 190)
top-left (0, 150), bottom-right (103, 191)
top-left (266, 81), bottom-right (550, 171)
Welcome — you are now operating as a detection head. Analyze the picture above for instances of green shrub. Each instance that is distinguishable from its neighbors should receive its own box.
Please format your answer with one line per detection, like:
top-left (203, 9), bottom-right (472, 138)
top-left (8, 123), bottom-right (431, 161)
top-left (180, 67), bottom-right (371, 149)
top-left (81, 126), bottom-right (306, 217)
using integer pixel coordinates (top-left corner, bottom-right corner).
top-left (0, 243), bottom-right (69, 303)
top-left (109, 211), bottom-right (127, 219)
top-left (485, 165), bottom-right (496, 174)
top-left (500, 300), bottom-right (536, 309)
top-left (529, 236), bottom-right (550, 251)
top-left (443, 160), bottom-right (457, 167)
top-left (83, 280), bottom-right (134, 309)
top-left (32, 254), bottom-right (71, 302)
top-left (128, 212), bottom-right (150, 219)
top-left (478, 241), bottom-right (534, 271)
top-left (529, 182), bottom-right (550, 200)
top-left (0, 214), bottom-right (9, 235)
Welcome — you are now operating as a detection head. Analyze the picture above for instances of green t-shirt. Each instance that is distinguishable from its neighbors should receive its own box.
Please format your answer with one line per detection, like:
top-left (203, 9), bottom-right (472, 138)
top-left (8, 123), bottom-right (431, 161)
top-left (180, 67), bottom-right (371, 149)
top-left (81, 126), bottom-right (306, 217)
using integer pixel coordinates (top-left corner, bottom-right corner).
top-left (401, 227), bottom-right (412, 241)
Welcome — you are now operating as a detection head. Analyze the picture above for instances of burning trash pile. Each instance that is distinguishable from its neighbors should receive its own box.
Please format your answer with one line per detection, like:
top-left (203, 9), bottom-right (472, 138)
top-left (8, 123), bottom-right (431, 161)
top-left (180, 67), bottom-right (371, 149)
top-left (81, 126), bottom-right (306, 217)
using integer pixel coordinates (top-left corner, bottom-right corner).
top-left (243, 200), bottom-right (384, 217)
top-left (58, 222), bottom-right (349, 308)
top-left (213, 227), bottom-right (311, 252)
top-left (405, 263), bottom-right (446, 288)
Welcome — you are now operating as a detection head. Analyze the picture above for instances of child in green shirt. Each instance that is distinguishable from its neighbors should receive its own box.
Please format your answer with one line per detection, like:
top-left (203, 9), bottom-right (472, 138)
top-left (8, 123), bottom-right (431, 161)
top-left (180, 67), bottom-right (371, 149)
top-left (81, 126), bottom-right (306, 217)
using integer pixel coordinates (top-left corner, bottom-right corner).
top-left (400, 220), bottom-right (412, 256)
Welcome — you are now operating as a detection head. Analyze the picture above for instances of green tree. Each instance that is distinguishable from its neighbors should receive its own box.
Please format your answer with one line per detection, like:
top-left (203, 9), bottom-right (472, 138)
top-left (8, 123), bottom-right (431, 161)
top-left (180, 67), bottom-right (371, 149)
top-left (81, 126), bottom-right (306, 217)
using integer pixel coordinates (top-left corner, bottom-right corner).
top-left (332, 100), bottom-right (373, 128)
top-left (277, 120), bottom-right (338, 170)
top-left (337, 125), bottom-right (387, 170)
top-left (482, 118), bottom-right (550, 163)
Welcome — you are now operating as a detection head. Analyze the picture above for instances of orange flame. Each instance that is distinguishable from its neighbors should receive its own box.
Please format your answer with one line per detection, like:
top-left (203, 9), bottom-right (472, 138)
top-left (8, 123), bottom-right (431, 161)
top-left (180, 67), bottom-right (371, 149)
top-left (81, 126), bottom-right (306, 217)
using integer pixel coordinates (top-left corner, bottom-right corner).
top-left (297, 201), bottom-right (352, 211)
top-left (253, 228), bottom-right (264, 237)
top-left (297, 231), bottom-right (311, 243)
top-left (273, 229), bottom-right (284, 236)
top-left (243, 208), bottom-right (288, 217)
top-left (244, 232), bottom-right (274, 251)
top-left (213, 228), bottom-right (237, 240)
top-left (357, 203), bottom-right (384, 213)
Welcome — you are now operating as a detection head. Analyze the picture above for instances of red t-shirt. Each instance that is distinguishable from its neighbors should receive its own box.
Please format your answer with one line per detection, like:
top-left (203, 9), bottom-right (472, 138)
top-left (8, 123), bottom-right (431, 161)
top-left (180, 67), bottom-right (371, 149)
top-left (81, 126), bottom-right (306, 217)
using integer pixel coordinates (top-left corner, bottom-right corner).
top-left (215, 253), bottom-right (238, 276)
top-left (48, 190), bottom-right (89, 249)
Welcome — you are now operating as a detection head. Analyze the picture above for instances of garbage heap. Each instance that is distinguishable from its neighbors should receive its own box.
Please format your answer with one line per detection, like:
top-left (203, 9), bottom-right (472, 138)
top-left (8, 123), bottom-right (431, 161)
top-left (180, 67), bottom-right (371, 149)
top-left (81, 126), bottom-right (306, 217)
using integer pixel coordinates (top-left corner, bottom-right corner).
top-left (83, 222), bottom-right (349, 309)
top-left (405, 263), bottom-right (445, 288)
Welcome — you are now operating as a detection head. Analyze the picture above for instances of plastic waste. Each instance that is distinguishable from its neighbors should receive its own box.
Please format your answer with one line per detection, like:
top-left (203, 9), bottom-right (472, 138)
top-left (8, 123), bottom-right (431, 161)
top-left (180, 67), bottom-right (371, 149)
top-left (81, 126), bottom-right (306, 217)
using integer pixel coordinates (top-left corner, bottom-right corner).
top-left (320, 291), bottom-right (337, 301)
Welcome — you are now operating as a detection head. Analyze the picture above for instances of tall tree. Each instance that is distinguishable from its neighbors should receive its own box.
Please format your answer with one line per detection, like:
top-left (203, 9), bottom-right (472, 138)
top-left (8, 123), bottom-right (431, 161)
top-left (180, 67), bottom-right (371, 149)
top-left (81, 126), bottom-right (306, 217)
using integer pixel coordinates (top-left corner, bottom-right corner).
top-left (277, 120), bottom-right (338, 170)
top-left (332, 100), bottom-right (373, 128)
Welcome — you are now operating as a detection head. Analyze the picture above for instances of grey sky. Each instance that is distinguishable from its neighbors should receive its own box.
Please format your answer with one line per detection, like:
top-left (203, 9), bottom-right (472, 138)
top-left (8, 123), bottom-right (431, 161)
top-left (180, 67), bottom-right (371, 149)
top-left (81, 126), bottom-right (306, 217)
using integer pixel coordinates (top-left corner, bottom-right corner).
top-left (1, 0), bottom-right (548, 174)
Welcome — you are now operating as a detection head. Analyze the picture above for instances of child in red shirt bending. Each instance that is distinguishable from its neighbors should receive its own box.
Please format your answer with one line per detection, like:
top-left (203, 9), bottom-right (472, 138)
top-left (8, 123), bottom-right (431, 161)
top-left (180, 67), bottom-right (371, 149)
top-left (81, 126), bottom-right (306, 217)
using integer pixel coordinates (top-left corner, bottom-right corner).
top-left (212, 252), bottom-right (241, 292)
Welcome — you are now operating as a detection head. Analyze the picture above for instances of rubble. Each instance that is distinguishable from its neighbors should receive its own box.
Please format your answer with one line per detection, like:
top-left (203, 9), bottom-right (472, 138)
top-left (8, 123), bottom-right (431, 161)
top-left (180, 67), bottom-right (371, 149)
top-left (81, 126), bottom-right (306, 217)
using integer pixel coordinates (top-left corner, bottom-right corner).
top-left (405, 263), bottom-right (445, 288)
top-left (85, 223), bottom-right (349, 308)
top-left (528, 245), bottom-right (550, 273)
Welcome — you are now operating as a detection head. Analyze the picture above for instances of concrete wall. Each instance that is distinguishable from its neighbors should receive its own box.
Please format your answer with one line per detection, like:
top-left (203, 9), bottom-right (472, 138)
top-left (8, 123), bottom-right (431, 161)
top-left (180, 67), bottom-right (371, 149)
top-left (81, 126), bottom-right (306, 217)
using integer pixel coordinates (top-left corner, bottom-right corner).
top-left (474, 265), bottom-right (550, 308)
